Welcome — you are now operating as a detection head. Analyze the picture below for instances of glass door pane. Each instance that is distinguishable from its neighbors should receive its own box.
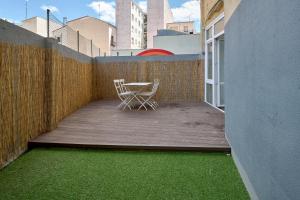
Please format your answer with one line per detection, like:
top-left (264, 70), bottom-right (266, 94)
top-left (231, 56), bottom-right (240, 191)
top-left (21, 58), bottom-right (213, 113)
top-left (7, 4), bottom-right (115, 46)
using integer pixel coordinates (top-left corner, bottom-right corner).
top-left (207, 42), bottom-right (213, 80)
top-left (206, 83), bottom-right (213, 104)
top-left (205, 41), bottom-right (214, 105)
top-left (217, 36), bottom-right (225, 107)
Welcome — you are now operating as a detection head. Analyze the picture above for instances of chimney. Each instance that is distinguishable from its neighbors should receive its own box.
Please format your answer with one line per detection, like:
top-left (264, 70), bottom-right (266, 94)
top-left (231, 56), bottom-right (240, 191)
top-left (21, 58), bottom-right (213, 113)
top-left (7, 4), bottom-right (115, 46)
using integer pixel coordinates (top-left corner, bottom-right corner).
top-left (63, 17), bottom-right (68, 25)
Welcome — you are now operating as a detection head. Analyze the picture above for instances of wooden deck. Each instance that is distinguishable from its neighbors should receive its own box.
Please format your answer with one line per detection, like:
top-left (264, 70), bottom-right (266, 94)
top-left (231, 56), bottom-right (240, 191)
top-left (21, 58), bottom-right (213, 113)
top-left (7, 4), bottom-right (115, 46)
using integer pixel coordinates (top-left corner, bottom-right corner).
top-left (29, 101), bottom-right (230, 152)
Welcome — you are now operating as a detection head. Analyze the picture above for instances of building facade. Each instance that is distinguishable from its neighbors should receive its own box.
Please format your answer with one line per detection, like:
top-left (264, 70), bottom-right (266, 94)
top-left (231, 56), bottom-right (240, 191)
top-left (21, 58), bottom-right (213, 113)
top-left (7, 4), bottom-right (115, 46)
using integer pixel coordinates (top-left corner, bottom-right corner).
top-left (20, 17), bottom-right (62, 38)
top-left (167, 21), bottom-right (195, 34)
top-left (116, 0), bottom-right (146, 49)
top-left (63, 16), bottom-right (116, 56)
top-left (147, 0), bottom-right (174, 48)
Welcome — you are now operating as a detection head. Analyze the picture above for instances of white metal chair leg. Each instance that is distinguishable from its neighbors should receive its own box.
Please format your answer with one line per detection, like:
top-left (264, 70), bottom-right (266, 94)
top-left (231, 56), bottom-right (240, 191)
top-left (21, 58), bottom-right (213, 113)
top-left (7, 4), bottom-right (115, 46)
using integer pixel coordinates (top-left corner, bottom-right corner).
top-left (122, 95), bottom-right (134, 110)
top-left (138, 96), bottom-right (156, 111)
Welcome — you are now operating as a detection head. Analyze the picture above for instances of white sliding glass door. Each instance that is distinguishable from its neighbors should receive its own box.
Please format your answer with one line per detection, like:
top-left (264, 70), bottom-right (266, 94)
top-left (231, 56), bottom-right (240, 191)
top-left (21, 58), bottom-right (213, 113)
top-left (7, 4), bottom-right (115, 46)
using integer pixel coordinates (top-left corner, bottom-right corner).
top-left (205, 13), bottom-right (225, 110)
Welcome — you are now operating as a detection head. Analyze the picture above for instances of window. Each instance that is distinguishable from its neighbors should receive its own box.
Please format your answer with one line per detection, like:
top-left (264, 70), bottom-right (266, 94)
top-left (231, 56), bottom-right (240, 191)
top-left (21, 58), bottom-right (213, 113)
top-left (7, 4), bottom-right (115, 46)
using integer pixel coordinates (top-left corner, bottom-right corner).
top-left (110, 36), bottom-right (115, 47)
top-left (207, 43), bottom-right (213, 79)
top-left (131, 38), bottom-right (134, 44)
top-left (132, 14), bottom-right (134, 21)
top-left (184, 26), bottom-right (188, 32)
top-left (206, 83), bottom-right (213, 104)
top-left (214, 18), bottom-right (224, 35)
top-left (206, 27), bottom-right (212, 40)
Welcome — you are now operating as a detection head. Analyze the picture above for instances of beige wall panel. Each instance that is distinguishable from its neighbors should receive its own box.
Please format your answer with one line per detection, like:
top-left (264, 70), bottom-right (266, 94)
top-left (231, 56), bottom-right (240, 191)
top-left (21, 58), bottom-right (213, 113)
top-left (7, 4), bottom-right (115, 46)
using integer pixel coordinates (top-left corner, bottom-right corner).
top-left (224, 0), bottom-right (241, 24)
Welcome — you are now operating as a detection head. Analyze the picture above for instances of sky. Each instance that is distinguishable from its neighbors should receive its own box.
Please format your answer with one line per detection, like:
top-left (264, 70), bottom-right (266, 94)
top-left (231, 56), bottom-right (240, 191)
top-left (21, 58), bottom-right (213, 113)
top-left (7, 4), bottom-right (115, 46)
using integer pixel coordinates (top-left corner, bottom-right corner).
top-left (0, 0), bottom-right (200, 32)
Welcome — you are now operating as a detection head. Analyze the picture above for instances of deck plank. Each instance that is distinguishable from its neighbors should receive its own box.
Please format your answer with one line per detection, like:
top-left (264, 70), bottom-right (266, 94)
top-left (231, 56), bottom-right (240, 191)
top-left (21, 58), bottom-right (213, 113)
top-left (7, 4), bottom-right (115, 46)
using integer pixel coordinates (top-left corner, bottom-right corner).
top-left (29, 101), bottom-right (230, 152)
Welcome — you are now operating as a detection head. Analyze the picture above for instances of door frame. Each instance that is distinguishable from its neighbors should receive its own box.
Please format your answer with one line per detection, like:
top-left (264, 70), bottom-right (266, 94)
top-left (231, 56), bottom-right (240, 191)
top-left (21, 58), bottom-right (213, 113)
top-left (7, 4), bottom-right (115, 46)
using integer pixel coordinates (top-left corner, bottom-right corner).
top-left (204, 13), bottom-right (225, 109)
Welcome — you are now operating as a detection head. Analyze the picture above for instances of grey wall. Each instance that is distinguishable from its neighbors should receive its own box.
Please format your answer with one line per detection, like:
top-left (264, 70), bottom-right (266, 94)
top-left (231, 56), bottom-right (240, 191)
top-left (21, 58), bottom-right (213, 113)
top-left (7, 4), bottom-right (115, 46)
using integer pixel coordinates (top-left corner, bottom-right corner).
top-left (0, 19), bottom-right (45, 47)
top-left (95, 54), bottom-right (201, 63)
top-left (225, 1), bottom-right (300, 200)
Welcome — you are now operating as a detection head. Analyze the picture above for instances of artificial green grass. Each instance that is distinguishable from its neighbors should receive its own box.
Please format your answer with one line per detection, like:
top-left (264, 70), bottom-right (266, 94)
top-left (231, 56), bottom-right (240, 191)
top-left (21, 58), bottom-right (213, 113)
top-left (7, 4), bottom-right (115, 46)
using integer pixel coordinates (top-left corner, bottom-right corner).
top-left (0, 148), bottom-right (249, 200)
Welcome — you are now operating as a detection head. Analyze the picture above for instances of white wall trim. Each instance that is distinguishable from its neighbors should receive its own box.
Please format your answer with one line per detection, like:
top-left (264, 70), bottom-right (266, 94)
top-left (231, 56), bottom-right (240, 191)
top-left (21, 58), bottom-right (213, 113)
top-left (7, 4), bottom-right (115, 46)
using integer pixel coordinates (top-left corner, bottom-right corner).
top-left (205, 12), bottom-right (225, 31)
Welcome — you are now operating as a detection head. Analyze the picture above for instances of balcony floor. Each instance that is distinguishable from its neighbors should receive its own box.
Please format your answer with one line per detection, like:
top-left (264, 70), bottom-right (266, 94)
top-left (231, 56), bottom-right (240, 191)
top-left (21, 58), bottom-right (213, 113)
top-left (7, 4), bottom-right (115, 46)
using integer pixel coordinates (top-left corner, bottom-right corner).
top-left (29, 101), bottom-right (230, 152)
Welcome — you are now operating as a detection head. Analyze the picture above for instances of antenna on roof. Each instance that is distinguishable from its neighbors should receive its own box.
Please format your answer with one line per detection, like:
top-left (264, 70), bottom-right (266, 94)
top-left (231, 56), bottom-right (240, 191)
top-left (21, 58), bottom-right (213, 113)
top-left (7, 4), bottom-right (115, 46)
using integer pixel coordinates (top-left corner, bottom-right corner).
top-left (25, 0), bottom-right (29, 19)
top-left (98, 2), bottom-right (101, 19)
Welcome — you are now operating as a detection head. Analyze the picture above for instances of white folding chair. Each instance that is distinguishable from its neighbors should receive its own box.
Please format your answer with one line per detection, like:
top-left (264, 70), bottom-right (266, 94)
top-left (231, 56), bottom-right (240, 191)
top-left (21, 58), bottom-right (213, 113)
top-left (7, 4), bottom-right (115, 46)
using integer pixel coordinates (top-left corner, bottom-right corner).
top-left (137, 79), bottom-right (160, 111)
top-left (119, 79), bottom-right (146, 110)
top-left (113, 79), bottom-right (135, 110)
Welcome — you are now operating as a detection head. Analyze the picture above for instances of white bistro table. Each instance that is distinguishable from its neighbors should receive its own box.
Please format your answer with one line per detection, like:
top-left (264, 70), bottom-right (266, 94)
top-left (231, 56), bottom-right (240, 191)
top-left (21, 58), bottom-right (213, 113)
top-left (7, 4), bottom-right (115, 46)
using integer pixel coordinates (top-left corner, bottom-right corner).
top-left (122, 82), bottom-right (152, 109)
top-left (123, 82), bottom-right (152, 87)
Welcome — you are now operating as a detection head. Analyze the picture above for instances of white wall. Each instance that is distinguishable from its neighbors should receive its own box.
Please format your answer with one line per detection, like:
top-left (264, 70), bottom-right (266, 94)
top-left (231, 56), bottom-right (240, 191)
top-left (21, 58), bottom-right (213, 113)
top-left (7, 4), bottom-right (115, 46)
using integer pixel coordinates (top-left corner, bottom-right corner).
top-left (164, 0), bottom-right (174, 25)
top-left (147, 0), bottom-right (174, 48)
top-left (53, 26), bottom-right (78, 53)
top-left (20, 17), bottom-right (61, 38)
top-left (130, 2), bottom-right (145, 49)
top-left (153, 34), bottom-right (201, 55)
top-left (116, 0), bottom-right (131, 49)
top-left (20, 18), bottom-right (37, 34)
top-left (116, 0), bottom-right (145, 49)
top-left (67, 17), bottom-right (116, 56)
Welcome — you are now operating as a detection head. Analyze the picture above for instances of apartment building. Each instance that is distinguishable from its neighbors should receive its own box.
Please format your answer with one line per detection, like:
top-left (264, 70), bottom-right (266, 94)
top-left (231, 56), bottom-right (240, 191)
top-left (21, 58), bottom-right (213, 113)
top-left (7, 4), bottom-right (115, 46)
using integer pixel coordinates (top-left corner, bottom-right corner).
top-left (116, 0), bottom-right (146, 49)
top-left (147, 0), bottom-right (174, 48)
top-left (62, 16), bottom-right (116, 56)
top-left (20, 16), bottom-right (62, 37)
top-left (167, 21), bottom-right (195, 34)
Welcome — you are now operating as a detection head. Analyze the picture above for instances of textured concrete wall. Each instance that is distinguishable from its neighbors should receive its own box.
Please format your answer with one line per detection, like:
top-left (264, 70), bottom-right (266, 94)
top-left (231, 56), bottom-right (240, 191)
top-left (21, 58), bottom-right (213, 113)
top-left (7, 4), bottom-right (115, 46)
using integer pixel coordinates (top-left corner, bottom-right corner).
top-left (225, 1), bottom-right (300, 199)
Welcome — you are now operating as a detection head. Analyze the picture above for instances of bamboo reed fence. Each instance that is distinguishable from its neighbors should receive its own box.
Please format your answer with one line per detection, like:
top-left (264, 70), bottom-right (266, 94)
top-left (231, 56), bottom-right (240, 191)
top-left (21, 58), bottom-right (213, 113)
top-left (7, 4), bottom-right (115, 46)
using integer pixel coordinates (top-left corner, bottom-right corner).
top-left (49, 50), bottom-right (93, 129)
top-left (0, 41), bottom-right (203, 168)
top-left (0, 42), bottom-right (93, 168)
top-left (93, 60), bottom-right (204, 103)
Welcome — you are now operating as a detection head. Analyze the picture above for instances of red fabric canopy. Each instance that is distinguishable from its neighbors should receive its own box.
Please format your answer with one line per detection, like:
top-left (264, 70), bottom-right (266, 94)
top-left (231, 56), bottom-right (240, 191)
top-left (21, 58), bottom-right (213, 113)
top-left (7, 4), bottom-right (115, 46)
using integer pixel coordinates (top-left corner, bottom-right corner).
top-left (137, 49), bottom-right (174, 56)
